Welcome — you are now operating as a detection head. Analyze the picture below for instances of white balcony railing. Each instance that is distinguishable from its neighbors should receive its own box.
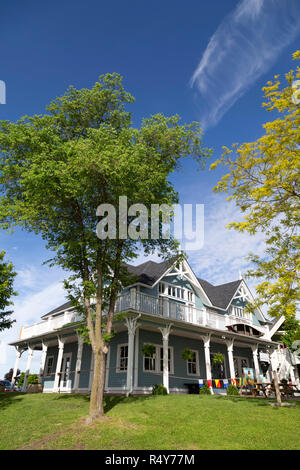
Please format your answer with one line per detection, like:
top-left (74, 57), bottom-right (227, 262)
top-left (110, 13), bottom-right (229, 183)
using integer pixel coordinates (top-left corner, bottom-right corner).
top-left (20, 309), bottom-right (82, 340)
top-left (19, 290), bottom-right (268, 340)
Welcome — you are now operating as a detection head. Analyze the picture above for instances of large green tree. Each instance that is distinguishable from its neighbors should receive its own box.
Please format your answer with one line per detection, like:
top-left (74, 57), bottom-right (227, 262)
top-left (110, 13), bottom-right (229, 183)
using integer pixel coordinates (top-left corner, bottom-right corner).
top-left (0, 73), bottom-right (210, 421)
top-left (0, 250), bottom-right (17, 331)
top-left (211, 51), bottom-right (300, 320)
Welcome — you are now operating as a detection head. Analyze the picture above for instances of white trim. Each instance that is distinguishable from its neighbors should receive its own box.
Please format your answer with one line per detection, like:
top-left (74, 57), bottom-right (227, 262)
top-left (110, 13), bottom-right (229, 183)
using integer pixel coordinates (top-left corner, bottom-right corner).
top-left (227, 280), bottom-right (265, 322)
top-left (152, 258), bottom-right (213, 307)
top-left (269, 316), bottom-right (285, 338)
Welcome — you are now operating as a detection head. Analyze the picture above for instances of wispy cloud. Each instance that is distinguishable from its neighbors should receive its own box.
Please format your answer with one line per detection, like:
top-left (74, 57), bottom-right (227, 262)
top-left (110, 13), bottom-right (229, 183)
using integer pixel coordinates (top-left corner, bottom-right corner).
top-left (190, 0), bottom-right (300, 129)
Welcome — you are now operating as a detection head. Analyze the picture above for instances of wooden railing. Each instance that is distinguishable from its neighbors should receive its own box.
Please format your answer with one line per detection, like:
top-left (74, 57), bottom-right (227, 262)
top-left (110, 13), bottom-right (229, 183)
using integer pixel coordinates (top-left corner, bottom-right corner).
top-left (19, 290), bottom-right (269, 340)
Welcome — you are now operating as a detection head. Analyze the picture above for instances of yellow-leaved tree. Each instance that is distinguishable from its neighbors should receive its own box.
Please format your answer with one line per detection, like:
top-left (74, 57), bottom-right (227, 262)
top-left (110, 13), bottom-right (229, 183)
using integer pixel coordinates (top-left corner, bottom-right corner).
top-left (211, 51), bottom-right (300, 319)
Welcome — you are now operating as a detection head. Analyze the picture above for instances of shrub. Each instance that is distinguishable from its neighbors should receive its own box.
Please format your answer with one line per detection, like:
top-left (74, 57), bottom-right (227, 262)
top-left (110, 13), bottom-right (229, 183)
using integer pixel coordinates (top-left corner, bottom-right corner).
top-left (226, 384), bottom-right (239, 395)
top-left (18, 373), bottom-right (39, 388)
top-left (152, 384), bottom-right (168, 395)
top-left (199, 383), bottom-right (211, 395)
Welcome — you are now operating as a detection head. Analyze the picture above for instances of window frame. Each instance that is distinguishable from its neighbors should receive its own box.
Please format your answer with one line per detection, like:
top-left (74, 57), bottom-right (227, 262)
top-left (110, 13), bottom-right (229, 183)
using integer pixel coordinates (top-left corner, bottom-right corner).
top-left (116, 343), bottom-right (129, 373)
top-left (45, 355), bottom-right (54, 377)
top-left (186, 349), bottom-right (200, 376)
top-left (143, 343), bottom-right (174, 375)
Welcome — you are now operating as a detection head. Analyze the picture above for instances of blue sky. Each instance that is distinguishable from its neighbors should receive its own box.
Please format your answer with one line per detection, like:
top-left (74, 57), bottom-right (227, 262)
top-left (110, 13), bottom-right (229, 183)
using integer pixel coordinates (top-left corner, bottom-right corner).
top-left (0, 0), bottom-right (300, 376)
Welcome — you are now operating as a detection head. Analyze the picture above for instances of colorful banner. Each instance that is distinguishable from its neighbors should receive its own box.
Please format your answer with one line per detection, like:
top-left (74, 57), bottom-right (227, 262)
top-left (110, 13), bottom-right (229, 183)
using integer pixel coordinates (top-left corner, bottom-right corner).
top-left (198, 379), bottom-right (204, 388)
top-left (223, 379), bottom-right (229, 389)
top-left (206, 380), bottom-right (212, 388)
top-left (231, 378), bottom-right (236, 386)
top-left (214, 379), bottom-right (221, 388)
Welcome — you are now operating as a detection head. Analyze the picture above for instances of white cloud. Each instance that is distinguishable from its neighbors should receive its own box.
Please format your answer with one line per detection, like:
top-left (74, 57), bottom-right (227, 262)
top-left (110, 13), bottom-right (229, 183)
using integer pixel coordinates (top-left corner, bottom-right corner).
top-left (190, 0), bottom-right (300, 129)
top-left (187, 195), bottom-right (266, 287)
top-left (0, 267), bottom-right (67, 379)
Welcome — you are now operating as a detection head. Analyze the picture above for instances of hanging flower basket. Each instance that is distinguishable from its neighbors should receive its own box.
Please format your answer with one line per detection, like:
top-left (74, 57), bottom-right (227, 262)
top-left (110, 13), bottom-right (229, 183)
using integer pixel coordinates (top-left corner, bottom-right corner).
top-left (213, 353), bottom-right (225, 365)
top-left (181, 348), bottom-right (194, 361)
top-left (142, 344), bottom-right (156, 357)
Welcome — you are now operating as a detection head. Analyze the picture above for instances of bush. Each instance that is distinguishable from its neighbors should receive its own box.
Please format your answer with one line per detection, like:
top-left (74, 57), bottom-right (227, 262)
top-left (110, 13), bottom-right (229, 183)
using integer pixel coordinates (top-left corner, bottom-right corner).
top-left (18, 373), bottom-right (39, 388)
top-left (226, 384), bottom-right (239, 396)
top-left (199, 383), bottom-right (211, 395)
top-left (152, 384), bottom-right (168, 395)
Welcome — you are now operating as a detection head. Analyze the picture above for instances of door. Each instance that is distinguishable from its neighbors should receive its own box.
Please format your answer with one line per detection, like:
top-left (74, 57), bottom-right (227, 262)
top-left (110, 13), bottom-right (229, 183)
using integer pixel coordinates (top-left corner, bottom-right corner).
top-left (233, 357), bottom-right (249, 378)
top-left (60, 353), bottom-right (72, 391)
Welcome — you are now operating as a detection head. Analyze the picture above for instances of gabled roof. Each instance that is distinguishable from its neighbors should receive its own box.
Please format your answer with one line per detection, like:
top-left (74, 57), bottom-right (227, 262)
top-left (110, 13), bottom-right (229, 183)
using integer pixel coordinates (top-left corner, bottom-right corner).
top-left (124, 258), bottom-right (175, 287)
top-left (197, 278), bottom-right (242, 310)
top-left (40, 258), bottom-right (255, 319)
top-left (41, 300), bottom-right (73, 319)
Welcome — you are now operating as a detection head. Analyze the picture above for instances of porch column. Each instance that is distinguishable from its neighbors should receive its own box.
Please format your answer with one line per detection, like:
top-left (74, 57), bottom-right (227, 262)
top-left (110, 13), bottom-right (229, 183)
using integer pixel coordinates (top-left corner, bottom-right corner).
top-left (53, 337), bottom-right (65, 392)
top-left (74, 335), bottom-right (84, 392)
top-left (225, 339), bottom-right (235, 380)
top-left (10, 347), bottom-right (22, 391)
top-left (269, 348), bottom-right (278, 382)
top-left (158, 324), bottom-right (172, 393)
top-left (22, 346), bottom-right (34, 392)
top-left (203, 334), bottom-right (213, 394)
top-left (125, 315), bottom-right (140, 396)
top-left (38, 341), bottom-right (48, 384)
top-left (250, 344), bottom-right (260, 380)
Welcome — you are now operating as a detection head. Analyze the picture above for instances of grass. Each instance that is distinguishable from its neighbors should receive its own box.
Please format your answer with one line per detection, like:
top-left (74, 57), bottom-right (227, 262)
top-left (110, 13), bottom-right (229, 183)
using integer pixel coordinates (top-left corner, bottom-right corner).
top-left (0, 392), bottom-right (299, 450)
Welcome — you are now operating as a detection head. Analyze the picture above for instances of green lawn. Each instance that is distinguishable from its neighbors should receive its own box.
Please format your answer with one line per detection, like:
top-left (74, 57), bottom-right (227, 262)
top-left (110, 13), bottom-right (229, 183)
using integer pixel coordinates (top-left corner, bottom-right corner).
top-left (0, 392), bottom-right (299, 450)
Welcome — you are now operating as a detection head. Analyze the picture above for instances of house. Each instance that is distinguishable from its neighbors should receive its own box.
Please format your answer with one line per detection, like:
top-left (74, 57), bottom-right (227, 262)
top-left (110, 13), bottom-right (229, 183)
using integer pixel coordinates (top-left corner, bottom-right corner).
top-left (9, 257), bottom-right (300, 394)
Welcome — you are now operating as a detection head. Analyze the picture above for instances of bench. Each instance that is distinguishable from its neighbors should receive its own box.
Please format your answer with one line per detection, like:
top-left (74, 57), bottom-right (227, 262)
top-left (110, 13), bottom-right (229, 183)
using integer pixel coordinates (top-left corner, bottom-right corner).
top-left (184, 383), bottom-right (199, 394)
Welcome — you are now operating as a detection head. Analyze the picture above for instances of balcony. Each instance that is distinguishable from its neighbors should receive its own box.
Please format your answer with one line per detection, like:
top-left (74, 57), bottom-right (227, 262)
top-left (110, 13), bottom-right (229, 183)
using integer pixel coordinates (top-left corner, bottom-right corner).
top-left (20, 309), bottom-right (82, 341)
top-left (19, 290), bottom-right (269, 341)
top-left (115, 291), bottom-right (227, 330)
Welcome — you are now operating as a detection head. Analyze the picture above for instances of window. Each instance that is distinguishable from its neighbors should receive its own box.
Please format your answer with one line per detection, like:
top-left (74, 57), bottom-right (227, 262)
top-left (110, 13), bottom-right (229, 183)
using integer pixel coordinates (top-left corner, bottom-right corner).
top-left (143, 344), bottom-right (173, 374)
top-left (117, 344), bottom-right (128, 372)
top-left (187, 291), bottom-right (194, 302)
top-left (45, 356), bottom-right (54, 376)
top-left (231, 306), bottom-right (245, 318)
top-left (158, 282), bottom-right (194, 303)
top-left (159, 283), bottom-right (165, 294)
top-left (144, 355), bottom-right (156, 372)
top-left (186, 350), bottom-right (199, 375)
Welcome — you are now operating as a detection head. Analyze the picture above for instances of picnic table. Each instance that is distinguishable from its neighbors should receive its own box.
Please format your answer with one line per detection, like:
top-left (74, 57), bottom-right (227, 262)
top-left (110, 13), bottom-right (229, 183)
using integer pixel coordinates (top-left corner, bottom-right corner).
top-left (252, 381), bottom-right (299, 399)
top-left (253, 382), bottom-right (272, 398)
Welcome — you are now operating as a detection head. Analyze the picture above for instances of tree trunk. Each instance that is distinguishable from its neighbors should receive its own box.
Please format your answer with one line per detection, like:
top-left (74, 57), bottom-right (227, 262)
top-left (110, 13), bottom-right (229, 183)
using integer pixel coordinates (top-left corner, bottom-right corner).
top-left (87, 348), bottom-right (107, 423)
top-left (273, 370), bottom-right (282, 406)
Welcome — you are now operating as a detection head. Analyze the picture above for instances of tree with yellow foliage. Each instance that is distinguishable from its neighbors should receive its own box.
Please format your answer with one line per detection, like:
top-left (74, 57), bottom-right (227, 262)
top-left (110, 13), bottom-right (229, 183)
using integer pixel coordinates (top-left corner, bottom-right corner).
top-left (211, 51), bottom-right (300, 319)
